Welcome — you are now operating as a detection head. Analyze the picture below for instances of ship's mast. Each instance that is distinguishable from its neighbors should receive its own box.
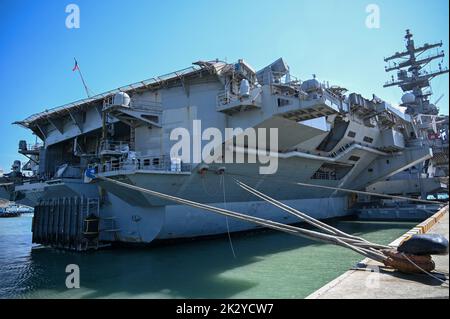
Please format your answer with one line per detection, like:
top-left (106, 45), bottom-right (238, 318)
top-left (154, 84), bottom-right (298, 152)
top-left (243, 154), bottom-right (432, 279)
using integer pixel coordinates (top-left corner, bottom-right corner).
top-left (383, 29), bottom-right (449, 115)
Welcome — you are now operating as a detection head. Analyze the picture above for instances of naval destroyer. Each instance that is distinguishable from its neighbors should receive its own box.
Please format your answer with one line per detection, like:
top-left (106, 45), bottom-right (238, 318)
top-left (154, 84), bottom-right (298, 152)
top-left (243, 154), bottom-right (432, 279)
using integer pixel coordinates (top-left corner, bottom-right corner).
top-left (1, 30), bottom-right (448, 250)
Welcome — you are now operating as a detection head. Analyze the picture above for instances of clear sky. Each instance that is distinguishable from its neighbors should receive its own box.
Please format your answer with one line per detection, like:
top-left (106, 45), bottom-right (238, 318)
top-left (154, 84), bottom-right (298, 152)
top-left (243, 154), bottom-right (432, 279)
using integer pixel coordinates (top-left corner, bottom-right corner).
top-left (0, 0), bottom-right (448, 173)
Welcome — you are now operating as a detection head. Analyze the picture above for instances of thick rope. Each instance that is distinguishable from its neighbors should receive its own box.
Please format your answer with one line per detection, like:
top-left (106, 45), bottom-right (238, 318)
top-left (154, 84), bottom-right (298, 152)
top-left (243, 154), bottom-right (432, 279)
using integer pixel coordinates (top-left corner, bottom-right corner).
top-left (221, 175), bottom-right (236, 258)
top-left (224, 172), bottom-right (446, 205)
top-left (235, 180), bottom-right (390, 257)
top-left (236, 180), bottom-right (381, 245)
top-left (97, 176), bottom-right (387, 262)
top-left (401, 253), bottom-right (449, 287)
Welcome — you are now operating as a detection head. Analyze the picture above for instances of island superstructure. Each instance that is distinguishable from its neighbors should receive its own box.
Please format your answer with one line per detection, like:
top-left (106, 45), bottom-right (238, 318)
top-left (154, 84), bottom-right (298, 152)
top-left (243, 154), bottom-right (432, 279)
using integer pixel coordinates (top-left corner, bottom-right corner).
top-left (363, 29), bottom-right (449, 205)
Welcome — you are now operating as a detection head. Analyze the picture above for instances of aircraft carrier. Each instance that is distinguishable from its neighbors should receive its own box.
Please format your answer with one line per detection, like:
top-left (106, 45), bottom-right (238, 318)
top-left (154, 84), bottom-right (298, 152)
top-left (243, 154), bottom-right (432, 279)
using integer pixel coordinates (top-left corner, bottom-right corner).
top-left (1, 30), bottom-right (448, 250)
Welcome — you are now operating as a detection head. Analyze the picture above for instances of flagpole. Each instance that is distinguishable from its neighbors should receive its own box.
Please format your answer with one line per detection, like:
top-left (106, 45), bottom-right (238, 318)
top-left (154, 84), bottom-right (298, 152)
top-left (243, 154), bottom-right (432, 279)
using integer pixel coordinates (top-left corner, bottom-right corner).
top-left (74, 58), bottom-right (92, 98)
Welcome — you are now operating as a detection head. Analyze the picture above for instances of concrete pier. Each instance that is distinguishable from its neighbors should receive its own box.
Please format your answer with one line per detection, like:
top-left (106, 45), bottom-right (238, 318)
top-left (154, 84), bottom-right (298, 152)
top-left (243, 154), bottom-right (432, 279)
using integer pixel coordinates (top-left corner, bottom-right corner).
top-left (307, 205), bottom-right (449, 299)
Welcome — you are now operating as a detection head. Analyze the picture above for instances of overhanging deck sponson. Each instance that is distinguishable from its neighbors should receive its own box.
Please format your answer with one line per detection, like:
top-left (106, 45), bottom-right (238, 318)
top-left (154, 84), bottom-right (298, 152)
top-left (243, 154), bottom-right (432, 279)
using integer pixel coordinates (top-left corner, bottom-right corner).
top-left (13, 64), bottom-right (220, 129)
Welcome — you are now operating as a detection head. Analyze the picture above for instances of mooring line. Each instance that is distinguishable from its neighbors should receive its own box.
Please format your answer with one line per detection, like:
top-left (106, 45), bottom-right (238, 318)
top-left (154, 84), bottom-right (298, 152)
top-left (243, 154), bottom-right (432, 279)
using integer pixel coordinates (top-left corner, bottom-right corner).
top-left (401, 253), bottom-right (449, 287)
top-left (221, 174), bottom-right (237, 258)
top-left (224, 172), bottom-right (446, 205)
top-left (235, 179), bottom-right (376, 244)
top-left (234, 180), bottom-right (391, 256)
top-left (96, 176), bottom-right (387, 262)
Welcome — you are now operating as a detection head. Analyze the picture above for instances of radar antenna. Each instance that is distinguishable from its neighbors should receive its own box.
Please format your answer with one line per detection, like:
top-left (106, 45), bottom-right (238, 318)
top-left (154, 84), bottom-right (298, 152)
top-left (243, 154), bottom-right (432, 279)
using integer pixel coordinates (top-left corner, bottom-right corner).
top-left (383, 29), bottom-right (449, 115)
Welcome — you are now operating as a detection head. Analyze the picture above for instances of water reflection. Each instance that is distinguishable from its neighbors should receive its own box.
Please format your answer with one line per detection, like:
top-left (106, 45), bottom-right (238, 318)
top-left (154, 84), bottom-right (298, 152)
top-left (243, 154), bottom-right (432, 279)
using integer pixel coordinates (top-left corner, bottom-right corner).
top-left (1, 216), bottom-right (415, 299)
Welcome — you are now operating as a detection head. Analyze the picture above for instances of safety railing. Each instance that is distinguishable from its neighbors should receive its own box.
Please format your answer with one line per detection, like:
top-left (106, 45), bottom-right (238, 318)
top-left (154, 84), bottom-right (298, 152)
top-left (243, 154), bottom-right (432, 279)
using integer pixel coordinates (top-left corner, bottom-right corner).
top-left (103, 96), bottom-right (163, 112)
top-left (28, 142), bottom-right (43, 150)
top-left (216, 88), bottom-right (262, 109)
top-left (328, 142), bottom-right (354, 158)
top-left (217, 91), bottom-right (239, 107)
top-left (311, 171), bottom-right (337, 180)
top-left (99, 140), bottom-right (131, 154)
top-left (96, 155), bottom-right (191, 174)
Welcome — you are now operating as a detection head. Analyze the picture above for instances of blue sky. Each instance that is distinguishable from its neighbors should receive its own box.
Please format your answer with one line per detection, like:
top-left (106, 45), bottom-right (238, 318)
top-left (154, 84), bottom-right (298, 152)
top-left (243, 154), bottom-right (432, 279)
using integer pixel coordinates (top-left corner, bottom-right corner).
top-left (0, 0), bottom-right (448, 173)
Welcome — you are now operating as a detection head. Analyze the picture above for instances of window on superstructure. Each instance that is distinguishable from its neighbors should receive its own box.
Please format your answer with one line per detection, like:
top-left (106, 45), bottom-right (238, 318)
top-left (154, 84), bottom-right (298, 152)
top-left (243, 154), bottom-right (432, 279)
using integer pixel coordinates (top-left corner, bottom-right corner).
top-left (347, 131), bottom-right (356, 138)
top-left (311, 163), bottom-right (353, 180)
top-left (363, 136), bottom-right (374, 143)
top-left (348, 156), bottom-right (360, 162)
top-left (277, 98), bottom-right (290, 107)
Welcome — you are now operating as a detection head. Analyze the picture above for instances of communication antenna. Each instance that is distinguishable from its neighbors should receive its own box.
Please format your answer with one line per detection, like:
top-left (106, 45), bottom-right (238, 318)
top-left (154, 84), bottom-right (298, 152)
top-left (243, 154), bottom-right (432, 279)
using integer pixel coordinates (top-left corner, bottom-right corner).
top-left (383, 29), bottom-right (449, 115)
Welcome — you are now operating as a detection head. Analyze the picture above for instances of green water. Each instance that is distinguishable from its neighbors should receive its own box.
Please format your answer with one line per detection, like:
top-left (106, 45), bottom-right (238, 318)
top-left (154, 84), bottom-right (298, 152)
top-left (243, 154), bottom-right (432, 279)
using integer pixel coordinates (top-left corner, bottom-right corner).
top-left (0, 214), bottom-right (415, 299)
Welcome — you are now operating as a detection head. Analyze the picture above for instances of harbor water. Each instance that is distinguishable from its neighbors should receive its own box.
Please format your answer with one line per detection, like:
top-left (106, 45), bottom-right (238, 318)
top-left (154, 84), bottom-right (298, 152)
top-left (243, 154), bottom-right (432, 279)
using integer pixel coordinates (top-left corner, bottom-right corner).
top-left (0, 214), bottom-right (415, 299)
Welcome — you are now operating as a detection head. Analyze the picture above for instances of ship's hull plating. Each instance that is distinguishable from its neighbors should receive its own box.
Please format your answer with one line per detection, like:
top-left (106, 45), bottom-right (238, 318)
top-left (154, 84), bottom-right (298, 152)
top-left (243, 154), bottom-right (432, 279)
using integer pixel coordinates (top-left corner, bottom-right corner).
top-left (97, 158), bottom-right (354, 243)
top-left (99, 191), bottom-right (349, 242)
top-left (17, 144), bottom-right (429, 245)
top-left (17, 165), bottom-right (352, 244)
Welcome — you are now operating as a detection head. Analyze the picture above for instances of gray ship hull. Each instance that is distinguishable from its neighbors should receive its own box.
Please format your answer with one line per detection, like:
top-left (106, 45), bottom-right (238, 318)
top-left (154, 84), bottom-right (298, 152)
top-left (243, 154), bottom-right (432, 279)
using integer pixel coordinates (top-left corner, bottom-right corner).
top-left (18, 160), bottom-right (351, 244)
top-left (99, 189), bottom-right (348, 243)
top-left (95, 154), bottom-right (412, 243)
top-left (16, 141), bottom-right (430, 246)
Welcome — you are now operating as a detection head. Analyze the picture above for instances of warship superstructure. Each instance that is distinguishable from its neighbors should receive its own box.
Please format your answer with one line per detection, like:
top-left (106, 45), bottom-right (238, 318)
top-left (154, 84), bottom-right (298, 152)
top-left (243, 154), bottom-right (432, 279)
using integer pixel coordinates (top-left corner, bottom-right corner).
top-left (361, 29), bottom-right (449, 215)
top-left (2, 30), bottom-right (448, 250)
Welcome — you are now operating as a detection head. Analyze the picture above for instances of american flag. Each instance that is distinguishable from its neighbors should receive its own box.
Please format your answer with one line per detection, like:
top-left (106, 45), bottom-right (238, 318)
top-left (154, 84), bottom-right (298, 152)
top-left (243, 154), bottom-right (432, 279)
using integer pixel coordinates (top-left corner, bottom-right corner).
top-left (72, 59), bottom-right (79, 71)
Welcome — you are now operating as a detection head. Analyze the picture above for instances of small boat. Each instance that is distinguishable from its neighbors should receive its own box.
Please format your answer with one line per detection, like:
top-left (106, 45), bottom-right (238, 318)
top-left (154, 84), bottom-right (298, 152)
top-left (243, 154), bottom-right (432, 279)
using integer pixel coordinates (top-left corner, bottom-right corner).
top-left (0, 204), bottom-right (28, 217)
top-left (7, 204), bottom-right (33, 214)
top-left (0, 207), bottom-right (20, 217)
